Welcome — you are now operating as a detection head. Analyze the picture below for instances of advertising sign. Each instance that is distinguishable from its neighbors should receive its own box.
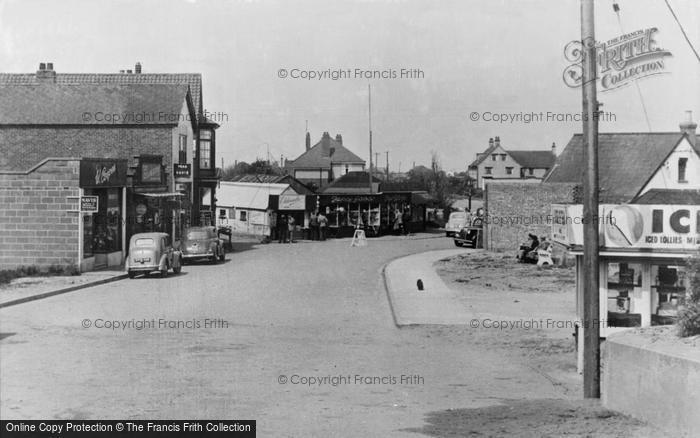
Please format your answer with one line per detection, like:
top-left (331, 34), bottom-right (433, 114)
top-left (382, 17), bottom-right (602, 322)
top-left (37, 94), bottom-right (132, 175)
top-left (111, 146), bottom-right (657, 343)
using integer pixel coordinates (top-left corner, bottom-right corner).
top-left (80, 196), bottom-right (99, 213)
top-left (552, 204), bottom-right (700, 251)
top-left (279, 194), bottom-right (306, 210)
top-left (80, 159), bottom-right (127, 188)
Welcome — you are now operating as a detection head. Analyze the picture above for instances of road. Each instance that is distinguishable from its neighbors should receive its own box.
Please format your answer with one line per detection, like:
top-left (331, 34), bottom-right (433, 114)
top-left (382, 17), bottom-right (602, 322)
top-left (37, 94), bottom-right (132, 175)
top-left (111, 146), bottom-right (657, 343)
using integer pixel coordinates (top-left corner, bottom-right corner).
top-left (0, 235), bottom-right (649, 437)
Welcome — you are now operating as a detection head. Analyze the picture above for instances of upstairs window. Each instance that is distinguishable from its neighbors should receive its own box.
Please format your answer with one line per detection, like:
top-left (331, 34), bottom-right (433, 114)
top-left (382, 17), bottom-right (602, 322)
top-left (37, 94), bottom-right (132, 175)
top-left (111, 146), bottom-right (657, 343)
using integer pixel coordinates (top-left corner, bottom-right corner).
top-left (506, 167), bottom-right (513, 175)
top-left (501, 154), bottom-right (507, 161)
top-left (199, 130), bottom-right (212, 169)
top-left (491, 154), bottom-right (497, 161)
top-left (678, 158), bottom-right (688, 182)
top-left (485, 167), bottom-right (492, 175)
top-left (178, 134), bottom-right (187, 164)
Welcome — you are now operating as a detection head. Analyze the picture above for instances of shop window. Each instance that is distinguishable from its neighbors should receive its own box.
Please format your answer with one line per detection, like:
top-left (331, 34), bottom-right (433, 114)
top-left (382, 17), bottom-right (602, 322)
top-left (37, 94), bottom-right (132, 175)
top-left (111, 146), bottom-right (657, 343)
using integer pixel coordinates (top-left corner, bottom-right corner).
top-left (83, 188), bottom-right (122, 256)
top-left (178, 134), bottom-right (187, 164)
top-left (606, 262), bottom-right (643, 327)
top-left (678, 158), bottom-right (688, 182)
top-left (240, 211), bottom-right (247, 222)
top-left (652, 264), bottom-right (687, 325)
top-left (506, 167), bottom-right (513, 175)
top-left (528, 168), bottom-right (534, 176)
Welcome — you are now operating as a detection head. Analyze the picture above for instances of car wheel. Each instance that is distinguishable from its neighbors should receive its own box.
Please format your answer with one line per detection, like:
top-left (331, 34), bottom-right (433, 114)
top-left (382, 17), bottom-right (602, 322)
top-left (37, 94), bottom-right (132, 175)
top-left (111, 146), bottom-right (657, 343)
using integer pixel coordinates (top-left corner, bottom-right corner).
top-left (128, 271), bottom-right (136, 279)
top-left (211, 255), bottom-right (218, 264)
top-left (160, 262), bottom-right (169, 278)
top-left (454, 240), bottom-right (463, 247)
top-left (445, 232), bottom-right (450, 237)
top-left (219, 250), bottom-right (225, 262)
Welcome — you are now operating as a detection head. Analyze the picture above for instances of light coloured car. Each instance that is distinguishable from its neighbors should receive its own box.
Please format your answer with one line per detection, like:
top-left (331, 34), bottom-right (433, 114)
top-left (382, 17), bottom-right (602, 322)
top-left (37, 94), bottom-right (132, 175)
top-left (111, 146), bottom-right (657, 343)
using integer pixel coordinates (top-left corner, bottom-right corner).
top-left (125, 232), bottom-right (182, 278)
top-left (445, 211), bottom-right (470, 237)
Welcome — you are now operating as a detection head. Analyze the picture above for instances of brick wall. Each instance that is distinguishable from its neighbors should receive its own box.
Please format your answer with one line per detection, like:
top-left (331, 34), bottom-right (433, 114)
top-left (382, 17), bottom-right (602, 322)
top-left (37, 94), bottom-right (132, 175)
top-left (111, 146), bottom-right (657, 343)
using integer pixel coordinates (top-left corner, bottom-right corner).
top-left (0, 159), bottom-right (80, 270)
top-left (0, 126), bottom-right (173, 172)
top-left (484, 182), bottom-right (576, 252)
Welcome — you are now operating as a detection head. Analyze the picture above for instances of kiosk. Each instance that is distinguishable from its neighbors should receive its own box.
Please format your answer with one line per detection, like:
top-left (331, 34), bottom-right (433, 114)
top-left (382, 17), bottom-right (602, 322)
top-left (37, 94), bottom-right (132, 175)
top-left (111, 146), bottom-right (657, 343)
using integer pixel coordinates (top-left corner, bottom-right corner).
top-left (552, 203), bottom-right (699, 372)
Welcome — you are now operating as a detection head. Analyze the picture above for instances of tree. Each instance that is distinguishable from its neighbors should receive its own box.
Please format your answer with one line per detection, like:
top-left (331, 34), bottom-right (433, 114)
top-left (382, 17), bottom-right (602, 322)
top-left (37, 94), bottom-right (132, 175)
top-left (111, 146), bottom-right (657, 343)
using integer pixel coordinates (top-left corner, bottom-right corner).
top-left (221, 159), bottom-right (283, 181)
top-left (428, 151), bottom-right (452, 210)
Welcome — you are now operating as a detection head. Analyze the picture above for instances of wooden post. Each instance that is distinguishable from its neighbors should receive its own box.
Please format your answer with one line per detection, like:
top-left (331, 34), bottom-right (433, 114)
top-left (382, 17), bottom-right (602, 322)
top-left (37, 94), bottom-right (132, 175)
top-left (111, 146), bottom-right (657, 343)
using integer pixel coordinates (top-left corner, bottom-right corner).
top-left (581, 0), bottom-right (600, 399)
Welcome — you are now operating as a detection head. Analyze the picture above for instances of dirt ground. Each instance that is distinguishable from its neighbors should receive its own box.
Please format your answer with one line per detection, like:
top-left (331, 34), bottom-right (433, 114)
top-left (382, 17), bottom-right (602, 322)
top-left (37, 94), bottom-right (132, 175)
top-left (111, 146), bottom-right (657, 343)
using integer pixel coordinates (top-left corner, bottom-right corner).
top-left (432, 251), bottom-right (671, 438)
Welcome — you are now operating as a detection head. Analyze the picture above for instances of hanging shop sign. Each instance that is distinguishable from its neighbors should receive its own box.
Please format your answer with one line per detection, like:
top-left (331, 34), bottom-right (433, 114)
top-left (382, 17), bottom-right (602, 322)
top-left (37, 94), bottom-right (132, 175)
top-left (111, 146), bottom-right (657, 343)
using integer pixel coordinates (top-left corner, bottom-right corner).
top-left (552, 204), bottom-right (700, 251)
top-left (174, 163), bottom-right (191, 178)
top-left (80, 159), bottom-right (127, 188)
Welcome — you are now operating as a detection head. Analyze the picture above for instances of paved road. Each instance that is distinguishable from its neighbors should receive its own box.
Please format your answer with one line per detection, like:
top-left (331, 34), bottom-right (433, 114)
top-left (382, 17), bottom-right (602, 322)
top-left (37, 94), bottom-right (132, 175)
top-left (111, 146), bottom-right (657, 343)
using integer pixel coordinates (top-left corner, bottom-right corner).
top-left (1, 235), bottom-right (570, 436)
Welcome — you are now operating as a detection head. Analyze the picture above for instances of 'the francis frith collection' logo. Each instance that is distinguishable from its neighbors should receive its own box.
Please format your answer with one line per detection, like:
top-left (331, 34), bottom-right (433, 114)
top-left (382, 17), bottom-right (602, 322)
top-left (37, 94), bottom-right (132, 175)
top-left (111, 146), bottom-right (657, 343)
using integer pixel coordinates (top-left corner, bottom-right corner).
top-left (563, 28), bottom-right (672, 92)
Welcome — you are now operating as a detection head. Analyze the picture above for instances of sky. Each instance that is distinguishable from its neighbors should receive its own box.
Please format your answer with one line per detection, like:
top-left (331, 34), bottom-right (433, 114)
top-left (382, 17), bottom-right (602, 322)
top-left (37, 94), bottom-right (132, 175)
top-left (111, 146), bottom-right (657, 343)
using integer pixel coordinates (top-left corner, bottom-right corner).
top-left (1, 0), bottom-right (698, 172)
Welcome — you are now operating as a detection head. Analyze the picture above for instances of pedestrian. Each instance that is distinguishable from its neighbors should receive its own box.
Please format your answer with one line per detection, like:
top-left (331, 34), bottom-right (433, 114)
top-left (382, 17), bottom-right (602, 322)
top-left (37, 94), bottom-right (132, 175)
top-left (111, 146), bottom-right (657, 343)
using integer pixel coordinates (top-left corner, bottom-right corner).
top-left (287, 215), bottom-right (296, 243)
top-left (309, 211), bottom-right (319, 241)
top-left (278, 214), bottom-right (287, 243)
top-left (318, 211), bottom-right (328, 241)
top-left (393, 209), bottom-right (402, 235)
top-left (402, 209), bottom-right (411, 235)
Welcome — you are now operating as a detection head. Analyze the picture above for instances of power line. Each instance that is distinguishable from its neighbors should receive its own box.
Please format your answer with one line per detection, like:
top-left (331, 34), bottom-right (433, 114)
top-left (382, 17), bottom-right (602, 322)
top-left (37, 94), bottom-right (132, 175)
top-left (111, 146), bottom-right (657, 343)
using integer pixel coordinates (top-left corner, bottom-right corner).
top-left (663, 0), bottom-right (700, 63)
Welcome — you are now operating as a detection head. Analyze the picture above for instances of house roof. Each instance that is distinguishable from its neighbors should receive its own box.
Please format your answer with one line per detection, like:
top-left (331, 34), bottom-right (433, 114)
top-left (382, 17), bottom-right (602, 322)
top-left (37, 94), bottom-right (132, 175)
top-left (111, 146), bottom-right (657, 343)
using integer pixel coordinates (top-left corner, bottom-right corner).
top-left (213, 181), bottom-right (289, 210)
top-left (507, 150), bottom-right (556, 169)
top-left (545, 132), bottom-right (700, 203)
top-left (0, 84), bottom-right (192, 125)
top-left (229, 173), bottom-right (315, 194)
top-left (286, 133), bottom-right (365, 169)
top-left (320, 171), bottom-right (381, 194)
top-left (0, 72), bottom-right (204, 120)
top-left (468, 144), bottom-right (498, 168)
top-left (632, 189), bottom-right (700, 205)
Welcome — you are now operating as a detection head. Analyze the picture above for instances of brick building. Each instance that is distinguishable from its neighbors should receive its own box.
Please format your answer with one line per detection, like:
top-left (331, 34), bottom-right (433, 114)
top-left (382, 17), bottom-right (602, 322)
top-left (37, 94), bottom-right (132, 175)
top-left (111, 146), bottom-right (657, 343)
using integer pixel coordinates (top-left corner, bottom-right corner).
top-left (0, 81), bottom-right (198, 271)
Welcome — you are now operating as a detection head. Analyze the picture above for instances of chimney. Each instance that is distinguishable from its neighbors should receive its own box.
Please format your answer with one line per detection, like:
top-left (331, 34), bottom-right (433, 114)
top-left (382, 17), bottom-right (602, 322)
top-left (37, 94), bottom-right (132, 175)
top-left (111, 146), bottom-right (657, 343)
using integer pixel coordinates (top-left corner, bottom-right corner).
top-left (494, 136), bottom-right (500, 147)
top-left (126, 69), bottom-right (133, 74)
top-left (488, 137), bottom-right (494, 148)
top-left (36, 62), bottom-right (56, 82)
top-left (680, 110), bottom-right (697, 148)
top-left (135, 62), bottom-right (142, 74)
top-left (119, 70), bottom-right (125, 74)
top-left (551, 142), bottom-right (557, 155)
top-left (322, 131), bottom-right (331, 150)
top-left (335, 134), bottom-right (343, 145)
top-left (305, 132), bottom-right (311, 151)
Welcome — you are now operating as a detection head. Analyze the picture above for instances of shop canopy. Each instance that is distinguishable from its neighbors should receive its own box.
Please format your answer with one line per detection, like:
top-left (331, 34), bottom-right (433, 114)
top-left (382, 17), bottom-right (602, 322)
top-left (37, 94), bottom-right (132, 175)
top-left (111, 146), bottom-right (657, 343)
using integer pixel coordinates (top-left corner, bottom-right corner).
top-left (140, 192), bottom-right (185, 198)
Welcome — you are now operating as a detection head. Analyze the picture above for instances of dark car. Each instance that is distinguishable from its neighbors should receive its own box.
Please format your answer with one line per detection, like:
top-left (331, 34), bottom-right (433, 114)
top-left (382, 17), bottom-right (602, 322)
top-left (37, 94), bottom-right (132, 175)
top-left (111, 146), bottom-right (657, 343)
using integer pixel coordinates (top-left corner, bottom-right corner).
top-left (125, 232), bottom-right (182, 278)
top-left (181, 227), bottom-right (226, 264)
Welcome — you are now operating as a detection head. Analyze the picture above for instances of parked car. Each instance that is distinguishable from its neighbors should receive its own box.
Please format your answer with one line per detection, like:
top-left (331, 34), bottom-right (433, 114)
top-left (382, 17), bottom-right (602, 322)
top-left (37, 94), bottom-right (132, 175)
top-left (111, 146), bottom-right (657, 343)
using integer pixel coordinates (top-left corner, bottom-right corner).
top-left (125, 232), bottom-right (182, 278)
top-left (445, 211), bottom-right (470, 237)
top-left (181, 226), bottom-right (226, 264)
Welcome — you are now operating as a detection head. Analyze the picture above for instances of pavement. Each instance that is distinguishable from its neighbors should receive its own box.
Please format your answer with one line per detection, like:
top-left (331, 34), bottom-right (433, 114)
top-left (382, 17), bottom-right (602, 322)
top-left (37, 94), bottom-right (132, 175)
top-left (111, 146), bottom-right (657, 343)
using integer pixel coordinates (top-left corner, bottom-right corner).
top-left (384, 248), bottom-right (476, 325)
top-left (0, 269), bottom-right (127, 308)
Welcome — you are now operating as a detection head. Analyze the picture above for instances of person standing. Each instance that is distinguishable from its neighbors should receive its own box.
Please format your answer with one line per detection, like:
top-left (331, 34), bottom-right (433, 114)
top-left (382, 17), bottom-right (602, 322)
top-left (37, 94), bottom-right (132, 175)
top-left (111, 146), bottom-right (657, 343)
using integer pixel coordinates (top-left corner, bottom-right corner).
top-left (277, 214), bottom-right (287, 243)
top-left (287, 215), bottom-right (296, 243)
top-left (402, 209), bottom-right (411, 235)
top-left (309, 211), bottom-right (319, 241)
top-left (318, 211), bottom-right (328, 241)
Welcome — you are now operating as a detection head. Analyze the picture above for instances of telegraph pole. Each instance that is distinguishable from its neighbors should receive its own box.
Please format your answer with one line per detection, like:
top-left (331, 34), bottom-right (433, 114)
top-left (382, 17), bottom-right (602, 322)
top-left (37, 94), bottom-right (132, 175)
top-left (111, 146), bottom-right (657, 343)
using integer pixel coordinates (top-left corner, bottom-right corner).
top-left (385, 150), bottom-right (390, 181)
top-left (581, 0), bottom-right (600, 399)
top-left (368, 84), bottom-right (373, 193)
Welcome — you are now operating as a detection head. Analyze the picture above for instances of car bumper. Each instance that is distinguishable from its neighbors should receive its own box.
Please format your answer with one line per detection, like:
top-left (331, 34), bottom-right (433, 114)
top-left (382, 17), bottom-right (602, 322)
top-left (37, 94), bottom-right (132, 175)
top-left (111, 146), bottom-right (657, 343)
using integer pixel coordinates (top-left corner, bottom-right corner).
top-left (128, 264), bottom-right (159, 272)
top-left (182, 253), bottom-right (214, 260)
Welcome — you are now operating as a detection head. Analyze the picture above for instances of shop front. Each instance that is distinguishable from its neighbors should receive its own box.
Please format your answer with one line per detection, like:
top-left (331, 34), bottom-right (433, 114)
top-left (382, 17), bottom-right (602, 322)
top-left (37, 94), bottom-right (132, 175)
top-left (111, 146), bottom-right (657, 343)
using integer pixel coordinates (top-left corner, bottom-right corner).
top-left (79, 158), bottom-right (128, 271)
top-left (552, 203), bottom-right (699, 371)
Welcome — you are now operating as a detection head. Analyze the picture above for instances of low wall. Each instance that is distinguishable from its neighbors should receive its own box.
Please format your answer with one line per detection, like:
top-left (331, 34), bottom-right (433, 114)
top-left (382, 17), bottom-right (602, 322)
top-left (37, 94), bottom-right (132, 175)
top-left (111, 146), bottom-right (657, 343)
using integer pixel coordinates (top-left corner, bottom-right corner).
top-left (603, 332), bottom-right (700, 436)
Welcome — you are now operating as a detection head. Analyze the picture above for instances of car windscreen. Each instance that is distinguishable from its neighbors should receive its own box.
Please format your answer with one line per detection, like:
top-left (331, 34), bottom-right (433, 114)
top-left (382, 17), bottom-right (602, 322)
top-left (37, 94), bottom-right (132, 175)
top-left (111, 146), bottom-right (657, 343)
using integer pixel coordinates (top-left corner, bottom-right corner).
top-left (186, 231), bottom-right (211, 240)
top-left (449, 213), bottom-right (467, 221)
top-left (134, 238), bottom-right (155, 247)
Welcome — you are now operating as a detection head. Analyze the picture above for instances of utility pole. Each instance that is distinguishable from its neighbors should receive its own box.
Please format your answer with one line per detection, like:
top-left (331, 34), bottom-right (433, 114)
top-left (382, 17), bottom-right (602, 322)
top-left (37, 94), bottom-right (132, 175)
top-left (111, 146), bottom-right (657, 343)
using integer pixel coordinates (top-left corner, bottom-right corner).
top-left (368, 84), bottom-right (373, 194)
top-left (385, 150), bottom-right (390, 181)
top-left (581, 0), bottom-right (600, 399)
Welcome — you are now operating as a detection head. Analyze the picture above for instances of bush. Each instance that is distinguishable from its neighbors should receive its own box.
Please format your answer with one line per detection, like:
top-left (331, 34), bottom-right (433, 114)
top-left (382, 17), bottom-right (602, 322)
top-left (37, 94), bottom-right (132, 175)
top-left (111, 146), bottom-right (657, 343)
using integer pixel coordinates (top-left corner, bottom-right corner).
top-left (0, 263), bottom-right (81, 285)
top-left (678, 253), bottom-right (700, 338)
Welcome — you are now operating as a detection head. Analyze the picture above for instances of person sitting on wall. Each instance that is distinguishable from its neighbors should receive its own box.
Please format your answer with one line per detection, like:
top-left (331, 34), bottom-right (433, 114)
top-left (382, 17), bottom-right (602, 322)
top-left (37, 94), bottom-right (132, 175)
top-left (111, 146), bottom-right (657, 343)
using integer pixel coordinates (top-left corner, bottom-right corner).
top-left (517, 234), bottom-right (539, 263)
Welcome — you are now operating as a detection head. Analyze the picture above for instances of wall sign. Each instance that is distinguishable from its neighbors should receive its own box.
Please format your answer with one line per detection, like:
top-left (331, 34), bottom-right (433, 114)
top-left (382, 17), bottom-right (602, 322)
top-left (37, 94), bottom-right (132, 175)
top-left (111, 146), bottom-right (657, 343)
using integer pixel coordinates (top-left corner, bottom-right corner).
top-left (279, 194), bottom-right (306, 210)
top-left (80, 159), bottom-right (127, 188)
top-left (80, 196), bottom-right (99, 212)
top-left (174, 163), bottom-right (191, 178)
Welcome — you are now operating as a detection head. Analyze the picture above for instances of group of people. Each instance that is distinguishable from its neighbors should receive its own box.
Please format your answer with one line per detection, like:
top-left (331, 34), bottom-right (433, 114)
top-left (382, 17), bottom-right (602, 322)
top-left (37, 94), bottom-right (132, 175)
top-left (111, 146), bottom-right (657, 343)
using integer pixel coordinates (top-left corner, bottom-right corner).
top-left (392, 209), bottom-right (412, 235)
top-left (275, 211), bottom-right (329, 243)
top-left (517, 233), bottom-right (552, 263)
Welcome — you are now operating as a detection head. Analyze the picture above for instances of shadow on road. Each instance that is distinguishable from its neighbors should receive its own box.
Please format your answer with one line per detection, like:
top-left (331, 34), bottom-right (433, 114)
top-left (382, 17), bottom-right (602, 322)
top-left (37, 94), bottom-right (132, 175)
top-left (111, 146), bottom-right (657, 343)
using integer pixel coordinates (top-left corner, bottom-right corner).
top-left (400, 398), bottom-right (653, 437)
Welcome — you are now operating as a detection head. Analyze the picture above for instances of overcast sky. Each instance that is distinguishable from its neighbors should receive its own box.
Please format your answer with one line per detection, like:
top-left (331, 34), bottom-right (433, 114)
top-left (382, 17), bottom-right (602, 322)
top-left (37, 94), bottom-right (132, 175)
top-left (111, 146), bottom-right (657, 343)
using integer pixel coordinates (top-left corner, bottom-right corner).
top-left (1, 0), bottom-right (698, 172)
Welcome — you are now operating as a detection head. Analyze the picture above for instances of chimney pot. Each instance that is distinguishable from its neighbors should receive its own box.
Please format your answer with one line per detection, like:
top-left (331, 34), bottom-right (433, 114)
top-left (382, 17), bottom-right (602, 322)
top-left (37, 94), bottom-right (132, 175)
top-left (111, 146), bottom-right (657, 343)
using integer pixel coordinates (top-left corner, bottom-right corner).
top-left (680, 110), bottom-right (697, 147)
top-left (305, 132), bottom-right (311, 151)
top-left (494, 136), bottom-right (500, 147)
top-left (488, 137), bottom-right (494, 147)
top-left (126, 69), bottom-right (133, 74)
top-left (46, 62), bottom-right (53, 70)
top-left (135, 62), bottom-right (142, 74)
top-left (39, 63), bottom-right (46, 70)
top-left (335, 134), bottom-right (342, 145)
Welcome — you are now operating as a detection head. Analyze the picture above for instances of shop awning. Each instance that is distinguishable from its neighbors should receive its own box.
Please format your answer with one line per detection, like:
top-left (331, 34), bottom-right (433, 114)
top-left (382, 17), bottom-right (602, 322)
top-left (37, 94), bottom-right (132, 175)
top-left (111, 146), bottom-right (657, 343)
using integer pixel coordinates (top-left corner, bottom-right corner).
top-left (140, 192), bottom-right (186, 198)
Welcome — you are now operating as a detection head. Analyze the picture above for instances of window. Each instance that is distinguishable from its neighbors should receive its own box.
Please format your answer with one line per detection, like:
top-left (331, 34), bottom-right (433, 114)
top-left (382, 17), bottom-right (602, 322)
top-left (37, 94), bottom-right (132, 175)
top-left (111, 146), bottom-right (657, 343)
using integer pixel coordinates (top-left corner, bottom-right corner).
top-left (178, 134), bottom-right (187, 164)
top-left (501, 154), bottom-right (507, 161)
top-left (506, 167), bottom-right (513, 175)
top-left (219, 209), bottom-right (226, 217)
top-left (528, 168), bottom-right (534, 176)
top-left (199, 130), bottom-right (212, 169)
top-left (345, 165), bottom-right (349, 174)
top-left (678, 158), bottom-right (688, 182)
top-left (239, 211), bottom-right (247, 221)
top-left (485, 167), bottom-right (492, 175)
top-left (491, 154), bottom-right (497, 161)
